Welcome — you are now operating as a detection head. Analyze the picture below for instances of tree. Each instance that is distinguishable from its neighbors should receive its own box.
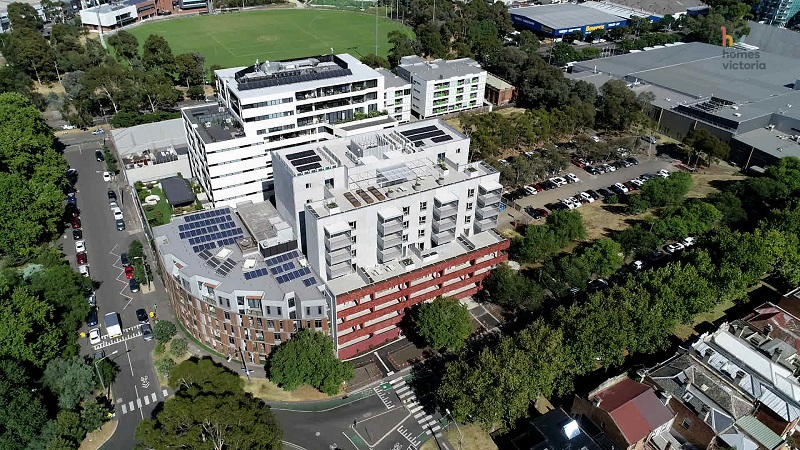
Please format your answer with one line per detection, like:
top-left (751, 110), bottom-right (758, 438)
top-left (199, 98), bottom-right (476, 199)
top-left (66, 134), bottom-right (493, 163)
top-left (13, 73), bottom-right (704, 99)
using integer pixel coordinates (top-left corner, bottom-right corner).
top-left (170, 338), bottom-right (188, 357)
top-left (413, 296), bottom-right (472, 351)
top-left (186, 85), bottom-right (205, 101)
top-left (581, 238), bottom-right (624, 277)
top-left (639, 171), bottom-right (692, 207)
top-left (481, 263), bottom-right (545, 311)
top-left (387, 30), bottom-right (415, 67)
top-left (168, 358), bottom-right (243, 394)
top-left (549, 41), bottom-right (578, 67)
top-left (94, 358), bottom-right (119, 390)
top-left (174, 52), bottom-right (205, 87)
top-left (153, 320), bottom-right (177, 343)
top-left (42, 356), bottom-right (95, 410)
top-left (7, 3), bottom-right (42, 30)
top-left (5, 29), bottom-right (58, 83)
top-left (0, 360), bottom-right (48, 449)
top-left (613, 225), bottom-right (663, 257)
top-left (595, 79), bottom-right (648, 131)
top-left (0, 65), bottom-right (46, 109)
top-left (267, 328), bottom-right (354, 395)
top-left (107, 30), bottom-right (139, 62)
top-left (136, 388), bottom-right (282, 450)
top-left (684, 129), bottom-right (730, 165)
top-left (627, 194), bottom-right (651, 215)
top-left (129, 239), bottom-right (144, 260)
top-left (359, 54), bottom-right (390, 69)
top-left (140, 71), bottom-right (183, 112)
top-left (79, 400), bottom-right (109, 435)
top-left (0, 287), bottom-right (63, 366)
top-left (155, 358), bottom-right (176, 377)
top-left (518, 30), bottom-right (540, 54)
top-left (546, 210), bottom-right (586, 243)
top-left (142, 34), bottom-right (175, 73)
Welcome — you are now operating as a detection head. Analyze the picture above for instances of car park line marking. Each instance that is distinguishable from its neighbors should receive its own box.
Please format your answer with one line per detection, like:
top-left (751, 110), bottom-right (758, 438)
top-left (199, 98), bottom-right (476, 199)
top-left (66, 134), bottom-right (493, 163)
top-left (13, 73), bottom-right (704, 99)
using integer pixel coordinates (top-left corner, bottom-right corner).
top-left (162, 389), bottom-right (168, 397)
top-left (127, 401), bottom-right (134, 412)
top-left (136, 398), bottom-right (142, 409)
top-left (121, 403), bottom-right (127, 414)
top-left (151, 392), bottom-right (157, 402)
top-left (143, 395), bottom-right (150, 406)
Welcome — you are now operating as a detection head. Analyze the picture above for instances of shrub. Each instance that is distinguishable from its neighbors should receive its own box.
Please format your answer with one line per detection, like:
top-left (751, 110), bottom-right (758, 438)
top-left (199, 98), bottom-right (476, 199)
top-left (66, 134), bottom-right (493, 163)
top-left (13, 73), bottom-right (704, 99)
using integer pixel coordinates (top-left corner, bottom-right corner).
top-left (153, 320), bottom-right (177, 343)
top-left (170, 338), bottom-right (188, 357)
top-left (155, 357), bottom-right (176, 377)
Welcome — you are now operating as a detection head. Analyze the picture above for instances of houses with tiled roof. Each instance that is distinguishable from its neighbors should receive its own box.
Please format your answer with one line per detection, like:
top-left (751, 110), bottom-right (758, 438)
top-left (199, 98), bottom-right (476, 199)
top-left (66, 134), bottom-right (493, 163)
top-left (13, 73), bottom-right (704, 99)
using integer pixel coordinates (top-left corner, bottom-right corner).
top-left (572, 375), bottom-right (676, 450)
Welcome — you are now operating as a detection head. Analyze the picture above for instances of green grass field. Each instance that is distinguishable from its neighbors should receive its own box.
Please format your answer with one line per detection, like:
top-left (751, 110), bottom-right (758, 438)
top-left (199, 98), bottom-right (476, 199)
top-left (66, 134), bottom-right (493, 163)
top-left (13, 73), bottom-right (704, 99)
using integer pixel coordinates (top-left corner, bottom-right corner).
top-left (128, 9), bottom-right (410, 69)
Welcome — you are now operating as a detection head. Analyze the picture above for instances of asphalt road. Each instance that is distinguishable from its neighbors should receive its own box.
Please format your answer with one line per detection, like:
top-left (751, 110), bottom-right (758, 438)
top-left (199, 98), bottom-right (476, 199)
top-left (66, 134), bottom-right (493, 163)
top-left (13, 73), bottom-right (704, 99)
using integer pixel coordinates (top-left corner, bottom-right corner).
top-left (62, 130), bottom-right (165, 449)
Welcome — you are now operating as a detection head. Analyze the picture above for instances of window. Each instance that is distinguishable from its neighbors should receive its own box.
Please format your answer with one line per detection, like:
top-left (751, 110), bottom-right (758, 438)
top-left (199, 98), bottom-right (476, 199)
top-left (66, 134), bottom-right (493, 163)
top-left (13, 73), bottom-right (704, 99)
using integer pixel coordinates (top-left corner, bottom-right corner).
top-left (267, 320), bottom-right (274, 329)
top-left (351, 249), bottom-right (357, 257)
top-left (418, 229), bottom-right (426, 237)
top-left (466, 216), bottom-right (472, 223)
top-left (463, 228), bottom-right (470, 236)
top-left (351, 236), bottom-right (357, 244)
top-left (274, 333), bottom-right (282, 341)
top-left (326, 178), bottom-right (334, 189)
top-left (419, 216), bottom-right (427, 224)
top-left (681, 418), bottom-right (692, 429)
top-left (402, 234), bottom-right (409, 242)
top-left (315, 319), bottom-right (323, 328)
top-left (277, 307), bottom-right (282, 316)
top-left (318, 306), bottom-right (323, 315)
top-left (224, 311), bottom-right (231, 320)
top-left (288, 297), bottom-right (295, 308)
top-left (305, 183), bottom-right (311, 189)
top-left (348, 221), bottom-right (357, 230)
top-left (266, 306), bottom-right (271, 315)
top-left (229, 336), bottom-right (235, 344)
top-left (403, 206), bottom-right (410, 215)
top-left (420, 201), bottom-right (427, 211)
top-left (468, 188), bottom-right (475, 198)
top-left (306, 307), bottom-right (311, 316)
top-left (467, 202), bottom-right (473, 210)
top-left (456, 148), bottom-right (461, 154)
top-left (403, 221), bottom-right (409, 229)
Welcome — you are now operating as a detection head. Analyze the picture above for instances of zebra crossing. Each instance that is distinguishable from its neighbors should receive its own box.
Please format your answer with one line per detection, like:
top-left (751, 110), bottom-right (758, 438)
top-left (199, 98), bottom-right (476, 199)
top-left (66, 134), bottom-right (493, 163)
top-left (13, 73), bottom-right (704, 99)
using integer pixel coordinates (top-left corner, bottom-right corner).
top-left (117, 388), bottom-right (170, 415)
top-left (389, 378), bottom-right (442, 436)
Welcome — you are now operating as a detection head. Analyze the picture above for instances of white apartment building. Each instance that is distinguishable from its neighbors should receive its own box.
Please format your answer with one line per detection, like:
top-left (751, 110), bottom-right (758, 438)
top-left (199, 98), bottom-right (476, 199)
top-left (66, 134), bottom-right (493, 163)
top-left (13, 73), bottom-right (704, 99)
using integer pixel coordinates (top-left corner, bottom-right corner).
top-left (375, 68), bottom-right (411, 123)
top-left (396, 55), bottom-right (487, 119)
top-left (182, 54), bottom-right (411, 208)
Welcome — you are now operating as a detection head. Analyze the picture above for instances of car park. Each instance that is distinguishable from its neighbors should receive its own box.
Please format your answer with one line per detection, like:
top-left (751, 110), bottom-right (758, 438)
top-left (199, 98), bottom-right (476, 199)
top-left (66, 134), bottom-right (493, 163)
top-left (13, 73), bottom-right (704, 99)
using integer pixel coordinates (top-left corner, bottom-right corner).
top-left (524, 185), bottom-right (539, 196)
top-left (121, 252), bottom-right (130, 266)
top-left (103, 172), bottom-right (112, 182)
top-left (116, 219), bottom-right (125, 231)
top-left (89, 328), bottom-right (101, 345)
top-left (613, 183), bottom-right (629, 193)
top-left (72, 218), bottom-right (81, 229)
top-left (658, 169), bottom-right (670, 178)
top-left (141, 323), bottom-right (154, 341)
top-left (95, 150), bottom-right (104, 162)
top-left (75, 240), bottom-right (86, 253)
top-left (630, 178), bottom-right (644, 188)
top-left (78, 264), bottom-right (90, 277)
top-left (125, 265), bottom-right (134, 279)
top-left (136, 308), bottom-right (149, 323)
top-left (566, 173), bottom-right (580, 183)
top-left (76, 252), bottom-right (88, 265)
top-left (597, 188), bottom-right (614, 198)
top-left (665, 242), bottom-right (685, 253)
top-left (129, 278), bottom-right (140, 293)
top-left (73, 229), bottom-right (83, 240)
top-left (579, 192), bottom-right (595, 203)
top-left (87, 307), bottom-right (98, 326)
top-left (560, 199), bottom-right (577, 210)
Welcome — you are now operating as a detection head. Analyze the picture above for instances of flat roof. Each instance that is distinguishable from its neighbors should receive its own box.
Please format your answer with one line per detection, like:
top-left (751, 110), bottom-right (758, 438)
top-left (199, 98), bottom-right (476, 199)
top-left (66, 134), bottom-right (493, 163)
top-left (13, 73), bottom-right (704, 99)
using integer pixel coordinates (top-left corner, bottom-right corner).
top-left (153, 205), bottom-right (324, 303)
top-left (375, 68), bottom-right (410, 89)
top-left (595, 0), bottom-right (706, 15)
top-left (398, 56), bottom-right (485, 82)
top-left (486, 73), bottom-right (514, 90)
top-left (581, 0), bottom-right (662, 19)
top-left (510, 4), bottom-right (626, 30)
top-left (182, 104), bottom-right (244, 144)
top-left (160, 177), bottom-right (195, 207)
top-left (111, 118), bottom-right (187, 157)
top-left (326, 229), bottom-right (505, 296)
top-left (732, 128), bottom-right (800, 160)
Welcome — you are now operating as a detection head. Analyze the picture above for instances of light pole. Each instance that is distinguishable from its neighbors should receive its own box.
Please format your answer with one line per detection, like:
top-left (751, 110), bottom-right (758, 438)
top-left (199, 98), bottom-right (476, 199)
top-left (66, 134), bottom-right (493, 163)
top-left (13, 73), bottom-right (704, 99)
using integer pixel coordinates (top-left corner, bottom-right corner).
top-left (134, 256), bottom-right (150, 289)
top-left (445, 409), bottom-right (463, 450)
top-left (95, 350), bottom-right (119, 396)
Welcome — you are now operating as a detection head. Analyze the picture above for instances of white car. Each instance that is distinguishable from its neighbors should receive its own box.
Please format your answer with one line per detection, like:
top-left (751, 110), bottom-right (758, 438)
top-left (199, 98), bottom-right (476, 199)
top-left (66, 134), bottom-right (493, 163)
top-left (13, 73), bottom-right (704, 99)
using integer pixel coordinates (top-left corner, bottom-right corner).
top-left (681, 236), bottom-right (695, 247)
top-left (566, 173), bottom-right (581, 183)
top-left (579, 192), bottom-right (595, 203)
top-left (614, 182), bottom-right (629, 193)
top-left (560, 199), bottom-right (577, 209)
top-left (61, 124), bottom-right (76, 130)
top-left (112, 207), bottom-right (123, 221)
top-left (103, 171), bottom-right (112, 182)
top-left (665, 242), bottom-right (685, 253)
top-left (602, 164), bottom-right (616, 172)
top-left (75, 240), bottom-right (86, 253)
top-left (591, 136), bottom-right (601, 142)
top-left (92, 129), bottom-right (105, 135)
top-left (524, 185), bottom-right (539, 196)
top-left (89, 328), bottom-right (101, 345)
top-left (567, 197), bottom-right (582, 208)
top-left (549, 177), bottom-right (568, 187)
top-left (632, 260), bottom-right (647, 270)
top-left (658, 169), bottom-right (670, 178)
top-left (78, 264), bottom-right (90, 277)
top-left (630, 178), bottom-right (644, 188)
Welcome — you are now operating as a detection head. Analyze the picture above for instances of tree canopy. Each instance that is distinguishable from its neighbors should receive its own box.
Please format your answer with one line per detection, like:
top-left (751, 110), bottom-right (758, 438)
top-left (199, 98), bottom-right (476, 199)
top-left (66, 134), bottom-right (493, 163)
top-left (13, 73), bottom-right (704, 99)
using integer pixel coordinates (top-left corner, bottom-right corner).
top-left (267, 328), bottom-right (354, 395)
top-left (413, 296), bottom-right (473, 351)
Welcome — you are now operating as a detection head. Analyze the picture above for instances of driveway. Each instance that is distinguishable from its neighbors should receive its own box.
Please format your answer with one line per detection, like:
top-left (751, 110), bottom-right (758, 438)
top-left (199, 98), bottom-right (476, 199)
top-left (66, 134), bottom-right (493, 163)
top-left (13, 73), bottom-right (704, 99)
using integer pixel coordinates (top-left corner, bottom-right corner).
top-left (62, 131), bottom-right (167, 449)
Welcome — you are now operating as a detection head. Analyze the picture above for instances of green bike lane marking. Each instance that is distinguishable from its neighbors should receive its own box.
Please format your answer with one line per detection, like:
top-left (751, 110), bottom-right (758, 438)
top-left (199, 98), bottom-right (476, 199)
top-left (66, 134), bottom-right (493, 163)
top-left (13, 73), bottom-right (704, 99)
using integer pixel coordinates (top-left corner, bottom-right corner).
top-left (267, 388), bottom-right (374, 412)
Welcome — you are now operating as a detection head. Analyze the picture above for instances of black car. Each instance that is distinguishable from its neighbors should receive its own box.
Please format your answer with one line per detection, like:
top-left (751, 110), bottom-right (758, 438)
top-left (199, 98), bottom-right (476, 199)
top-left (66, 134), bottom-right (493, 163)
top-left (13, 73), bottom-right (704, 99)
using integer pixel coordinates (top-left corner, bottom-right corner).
top-left (107, 190), bottom-right (117, 201)
top-left (86, 307), bottom-right (98, 326)
top-left (120, 252), bottom-right (130, 267)
top-left (586, 189), bottom-right (602, 200)
top-left (626, 157), bottom-right (640, 165)
top-left (597, 188), bottom-right (614, 198)
top-left (129, 278), bottom-right (140, 293)
top-left (141, 323), bottom-right (154, 341)
top-left (541, 180), bottom-right (556, 190)
top-left (73, 229), bottom-right (83, 240)
top-left (648, 250), bottom-right (667, 262)
top-left (587, 278), bottom-right (610, 294)
top-left (135, 308), bottom-right (148, 323)
top-left (116, 219), bottom-right (125, 231)
top-left (95, 150), bottom-right (104, 162)
top-left (609, 184), bottom-right (624, 195)
top-left (585, 166), bottom-right (599, 175)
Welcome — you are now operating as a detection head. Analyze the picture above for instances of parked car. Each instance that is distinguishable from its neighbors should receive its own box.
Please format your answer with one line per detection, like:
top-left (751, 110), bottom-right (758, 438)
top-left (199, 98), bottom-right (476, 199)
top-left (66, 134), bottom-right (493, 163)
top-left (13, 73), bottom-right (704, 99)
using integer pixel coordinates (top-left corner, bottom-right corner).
top-left (623, 181), bottom-right (637, 191)
top-left (591, 136), bottom-right (601, 142)
top-left (549, 176), bottom-right (568, 187)
top-left (125, 265), bottom-right (134, 279)
top-left (585, 166), bottom-right (599, 175)
top-left (112, 207), bottom-right (123, 221)
top-left (67, 192), bottom-right (77, 204)
top-left (524, 185), bottom-right (539, 196)
top-left (61, 124), bottom-right (76, 130)
top-left (613, 182), bottom-right (629, 193)
top-left (87, 307), bottom-right (98, 326)
top-left (579, 192), bottom-right (595, 203)
top-left (89, 328), bottom-right (101, 345)
top-left (129, 278), bottom-right (140, 293)
top-left (78, 264), bottom-right (90, 277)
top-left (103, 172), bottom-right (112, 182)
top-left (87, 292), bottom-right (96, 306)
top-left (92, 129), bottom-right (105, 135)
top-left (626, 157), bottom-right (640, 165)
top-left (141, 323), bottom-right (154, 341)
top-left (642, 135), bottom-right (657, 144)
top-left (665, 242), bottom-right (685, 253)
top-left (116, 219), bottom-right (125, 231)
top-left (586, 189), bottom-right (602, 200)
top-left (136, 308), bottom-right (149, 324)
top-left (73, 229), bottom-right (83, 240)
top-left (72, 218), bottom-right (81, 229)
top-left (681, 236), bottom-right (695, 247)
top-left (640, 173), bottom-right (656, 180)
top-left (75, 240), bottom-right (86, 253)
top-left (540, 180), bottom-right (556, 190)
top-left (76, 252), bottom-right (88, 265)
top-left (658, 169), bottom-right (670, 178)
top-left (648, 250), bottom-right (667, 262)
top-left (566, 173), bottom-right (580, 183)
top-left (631, 260), bottom-right (647, 270)
top-left (630, 178), bottom-right (644, 188)
top-left (531, 184), bottom-right (543, 192)
top-left (95, 150), bottom-right (104, 162)
top-left (107, 190), bottom-right (117, 201)
top-left (597, 188), bottom-right (614, 198)
top-left (120, 252), bottom-right (130, 267)
top-left (587, 278), bottom-right (609, 293)
top-left (560, 199), bottom-right (577, 210)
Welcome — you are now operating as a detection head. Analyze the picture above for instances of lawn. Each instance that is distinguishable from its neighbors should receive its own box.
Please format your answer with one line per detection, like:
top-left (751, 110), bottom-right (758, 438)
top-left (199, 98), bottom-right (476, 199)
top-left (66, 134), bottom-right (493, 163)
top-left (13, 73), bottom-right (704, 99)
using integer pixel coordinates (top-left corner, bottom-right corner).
top-left (128, 10), bottom-right (411, 69)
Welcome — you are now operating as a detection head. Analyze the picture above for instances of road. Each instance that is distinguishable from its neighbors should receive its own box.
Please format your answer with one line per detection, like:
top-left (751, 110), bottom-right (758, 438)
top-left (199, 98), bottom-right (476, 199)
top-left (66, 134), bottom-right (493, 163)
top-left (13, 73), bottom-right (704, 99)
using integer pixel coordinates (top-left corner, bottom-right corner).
top-left (62, 130), bottom-right (167, 450)
top-left (275, 377), bottom-right (447, 450)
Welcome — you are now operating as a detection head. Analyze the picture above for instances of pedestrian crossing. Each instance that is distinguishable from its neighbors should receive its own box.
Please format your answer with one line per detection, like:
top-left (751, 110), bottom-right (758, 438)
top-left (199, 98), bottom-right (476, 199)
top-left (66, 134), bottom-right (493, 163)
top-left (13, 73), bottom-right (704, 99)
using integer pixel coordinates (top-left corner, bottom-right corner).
top-left (389, 378), bottom-right (442, 435)
top-left (117, 389), bottom-right (169, 415)
top-left (92, 325), bottom-right (143, 351)
top-left (375, 386), bottom-right (394, 410)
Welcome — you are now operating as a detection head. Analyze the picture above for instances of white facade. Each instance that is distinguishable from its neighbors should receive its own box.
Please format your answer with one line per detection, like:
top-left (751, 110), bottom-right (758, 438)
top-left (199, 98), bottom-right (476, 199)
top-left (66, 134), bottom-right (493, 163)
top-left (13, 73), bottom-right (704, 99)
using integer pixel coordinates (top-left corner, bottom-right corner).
top-left (397, 56), bottom-right (487, 119)
top-left (79, 4), bottom-right (137, 28)
top-left (183, 54), bottom-right (412, 209)
top-left (271, 119), bottom-right (502, 282)
top-left (376, 68), bottom-right (411, 123)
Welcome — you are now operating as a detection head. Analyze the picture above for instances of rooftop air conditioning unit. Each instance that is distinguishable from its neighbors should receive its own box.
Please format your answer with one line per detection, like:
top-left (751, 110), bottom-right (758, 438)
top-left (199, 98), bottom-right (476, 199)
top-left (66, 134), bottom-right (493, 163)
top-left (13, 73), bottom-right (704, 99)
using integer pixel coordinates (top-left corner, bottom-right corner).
top-left (204, 122), bottom-right (211, 128)
top-left (734, 113), bottom-right (741, 117)
top-left (218, 107), bottom-right (225, 113)
top-left (767, 124), bottom-right (776, 130)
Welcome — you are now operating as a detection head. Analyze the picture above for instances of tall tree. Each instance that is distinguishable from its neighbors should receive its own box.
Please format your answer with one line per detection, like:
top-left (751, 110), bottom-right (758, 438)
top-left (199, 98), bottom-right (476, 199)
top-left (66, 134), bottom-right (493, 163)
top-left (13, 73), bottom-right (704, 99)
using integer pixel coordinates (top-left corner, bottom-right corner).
top-left (7, 3), bottom-right (42, 31)
top-left (0, 287), bottom-right (63, 365)
top-left (142, 34), bottom-right (176, 73)
top-left (481, 263), bottom-right (546, 311)
top-left (108, 30), bottom-right (139, 62)
top-left (0, 360), bottom-right (49, 449)
top-left (267, 328), bottom-right (353, 395)
top-left (595, 79), bottom-right (647, 131)
top-left (42, 356), bottom-right (96, 410)
top-left (359, 54), bottom-right (390, 69)
top-left (413, 296), bottom-right (473, 351)
top-left (174, 52), bottom-right (205, 87)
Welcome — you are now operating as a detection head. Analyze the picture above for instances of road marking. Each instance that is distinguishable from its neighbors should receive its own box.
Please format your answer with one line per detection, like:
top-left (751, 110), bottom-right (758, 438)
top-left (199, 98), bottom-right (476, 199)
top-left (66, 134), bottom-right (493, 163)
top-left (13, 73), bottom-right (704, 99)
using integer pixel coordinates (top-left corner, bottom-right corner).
top-left (162, 389), bottom-right (168, 397)
top-left (151, 392), bottom-right (157, 402)
top-left (281, 441), bottom-right (307, 450)
top-left (143, 395), bottom-right (150, 406)
top-left (396, 386), bottom-right (410, 395)
top-left (414, 411), bottom-right (425, 419)
top-left (389, 377), bottom-right (405, 386)
top-left (121, 403), bottom-right (127, 414)
top-left (137, 398), bottom-right (142, 409)
top-left (374, 351), bottom-right (394, 376)
top-left (128, 401), bottom-right (134, 411)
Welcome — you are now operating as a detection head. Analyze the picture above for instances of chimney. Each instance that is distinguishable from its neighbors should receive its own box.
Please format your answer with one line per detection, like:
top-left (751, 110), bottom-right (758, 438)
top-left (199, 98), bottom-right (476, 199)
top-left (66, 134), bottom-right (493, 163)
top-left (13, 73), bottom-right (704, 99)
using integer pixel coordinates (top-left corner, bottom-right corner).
top-left (772, 348), bottom-right (783, 362)
top-left (735, 370), bottom-right (746, 382)
top-left (703, 349), bottom-right (715, 363)
top-left (764, 323), bottom-right (774, 337)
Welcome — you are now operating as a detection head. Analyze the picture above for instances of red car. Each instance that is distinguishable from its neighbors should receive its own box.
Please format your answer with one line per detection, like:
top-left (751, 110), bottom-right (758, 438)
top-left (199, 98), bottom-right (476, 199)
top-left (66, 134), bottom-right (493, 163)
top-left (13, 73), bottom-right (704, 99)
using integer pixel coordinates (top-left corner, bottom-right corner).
top-left (125, 265), bottom-right (134, 279)
top-left (531, 184), bottom-right (543, 192)
top-left (71, 218), bottom-right (81, 229)
top-left (76, 252), bottom-right (87, 265)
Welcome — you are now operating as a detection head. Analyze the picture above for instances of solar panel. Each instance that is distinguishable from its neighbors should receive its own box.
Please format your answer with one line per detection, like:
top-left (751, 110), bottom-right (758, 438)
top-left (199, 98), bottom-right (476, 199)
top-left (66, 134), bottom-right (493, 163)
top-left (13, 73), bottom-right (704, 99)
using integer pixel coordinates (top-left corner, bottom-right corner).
top-left (286, 149), bottom-right (316, 161)
top-left (198, 249), bottom-right (214, 260)
top-left (302, 277), bottom-right (317, 287)
top-left (412, 130), bottom-right (446, 141)
top-left (296, 162), bottom-right (322, 172)
top-left (400, 125), bottom-right (437, 138)
top-left (290, 155), bottom-right (322, 168)
top-left (244, 272), bottom-right (253, 280)
top-left (431, 135), bottom-right (452, 143)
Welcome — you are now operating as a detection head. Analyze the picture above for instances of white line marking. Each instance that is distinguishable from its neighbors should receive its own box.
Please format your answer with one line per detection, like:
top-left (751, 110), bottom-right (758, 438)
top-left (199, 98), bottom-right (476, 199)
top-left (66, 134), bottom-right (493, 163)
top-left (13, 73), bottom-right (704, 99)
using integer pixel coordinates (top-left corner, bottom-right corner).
top-left (128, 401), bottom-right (134, 411)
top-left (137, 398), bottom-right (142, 409)
top-left (389, 377), bottom-right (405, 385)
top-left (121, 404), bottom-right (127, 414)
top-left (162, 389), bottom-right (168, 397)
top-left (143, 395), bottom-right (150, 406)
top-left (151, 392), bottom-right (157, 402)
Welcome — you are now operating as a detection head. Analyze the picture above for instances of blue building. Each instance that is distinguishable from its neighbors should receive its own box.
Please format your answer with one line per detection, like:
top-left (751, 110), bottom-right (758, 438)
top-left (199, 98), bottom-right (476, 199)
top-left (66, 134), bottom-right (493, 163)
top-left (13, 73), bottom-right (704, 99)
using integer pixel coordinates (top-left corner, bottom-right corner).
top-left (510, 3), bottom-right (649, 38)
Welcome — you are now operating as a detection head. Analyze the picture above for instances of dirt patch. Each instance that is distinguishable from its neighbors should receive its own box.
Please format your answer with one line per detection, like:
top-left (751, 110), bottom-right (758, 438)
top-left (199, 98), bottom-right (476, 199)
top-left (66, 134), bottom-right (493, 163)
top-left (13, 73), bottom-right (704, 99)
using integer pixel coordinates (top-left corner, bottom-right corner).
top-left (35, 81), bottom-right (65, 95)
top-left (79, 419), bottom-right (117, 450)
top-left (686, 170), bottom-right (745, 199)
top-left (444, 107), bottom-right (528, 132)
top-left (443, 423), bottom-right (498, 450)
top-left (578, 202), bottom-right (652, 241)
top-left (243, 378), bottom-right (331, 402)
top-left (347, 360), bottom-right (383, 392)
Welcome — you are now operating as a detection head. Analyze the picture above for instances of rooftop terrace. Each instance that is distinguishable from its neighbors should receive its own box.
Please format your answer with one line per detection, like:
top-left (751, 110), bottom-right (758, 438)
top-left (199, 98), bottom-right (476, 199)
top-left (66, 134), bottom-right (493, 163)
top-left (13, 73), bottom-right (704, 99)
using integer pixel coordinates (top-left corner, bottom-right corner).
top-left (183, 103), bottom-right (245, 144)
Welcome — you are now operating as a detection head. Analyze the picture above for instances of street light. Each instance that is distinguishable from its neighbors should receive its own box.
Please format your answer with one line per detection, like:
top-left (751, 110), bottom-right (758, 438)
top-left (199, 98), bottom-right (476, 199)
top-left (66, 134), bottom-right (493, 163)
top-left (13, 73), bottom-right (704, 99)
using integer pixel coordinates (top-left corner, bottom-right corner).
top-left (95, 350), bottom-right (119, 396)
top-left (445, 408), bottom-right (463, 450)
top-left (133, 256), bottom-right (150, 289)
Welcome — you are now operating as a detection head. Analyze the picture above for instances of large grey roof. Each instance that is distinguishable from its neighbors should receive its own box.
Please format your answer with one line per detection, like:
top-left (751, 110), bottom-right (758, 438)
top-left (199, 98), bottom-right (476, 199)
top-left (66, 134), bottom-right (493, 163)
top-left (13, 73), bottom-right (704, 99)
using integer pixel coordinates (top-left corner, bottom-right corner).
top-left (591, 0), bottom-right (705, 15)
top-left (375, 68), bottom-right (410, 89)
top-left (111, 118), bottom-right (187, 158)
top-left (743, 21), bottom-right (800, 59)
top-left (398, 56), bottom-right (485, 82)
top-left (510, 4), bottom-right (626, 29)
top-left (732, 128), bottom-right (800, 162)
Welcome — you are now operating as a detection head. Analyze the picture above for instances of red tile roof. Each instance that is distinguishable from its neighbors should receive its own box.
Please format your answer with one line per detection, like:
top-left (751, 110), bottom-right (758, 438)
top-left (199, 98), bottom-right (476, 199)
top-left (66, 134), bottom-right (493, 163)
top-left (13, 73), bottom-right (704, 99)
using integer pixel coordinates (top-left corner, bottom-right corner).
top-left (592, 378), bottom-right (674, 445)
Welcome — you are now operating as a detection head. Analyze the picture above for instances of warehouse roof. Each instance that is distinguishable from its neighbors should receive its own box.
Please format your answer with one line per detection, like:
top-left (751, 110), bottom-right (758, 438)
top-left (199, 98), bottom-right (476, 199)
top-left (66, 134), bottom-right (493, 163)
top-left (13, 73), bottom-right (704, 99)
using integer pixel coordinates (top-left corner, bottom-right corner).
top-left (510, 4), bottom-right (626, 30)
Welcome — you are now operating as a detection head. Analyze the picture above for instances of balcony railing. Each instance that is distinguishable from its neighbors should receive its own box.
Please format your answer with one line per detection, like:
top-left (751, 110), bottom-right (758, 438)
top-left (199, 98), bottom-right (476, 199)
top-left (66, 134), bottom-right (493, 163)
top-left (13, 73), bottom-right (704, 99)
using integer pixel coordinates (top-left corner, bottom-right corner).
top-left (326, 233), bottom-right (352, 251)
top-left (473, 217), bottom-right (497, 233)
top-left (326, 247), bottom-right (352, 265)
top-left (378, 232), bottom-right (403, 249)
top-left (378, 245), bottom-right (402, 263)
top-left (379, 220), bottom-right (403, 235)
top-left (432, 229), bottom-right (456, 245)
top-left (476, 205), bottom-right (500, 221)
top-left (327, 260), bottom-right (352, 279)
top-left (477, 193), bottom-right (501, 207)
top-left (434, 204), bottom-right (458, 220)
top-left (432, 216), bottom-right (456, 233)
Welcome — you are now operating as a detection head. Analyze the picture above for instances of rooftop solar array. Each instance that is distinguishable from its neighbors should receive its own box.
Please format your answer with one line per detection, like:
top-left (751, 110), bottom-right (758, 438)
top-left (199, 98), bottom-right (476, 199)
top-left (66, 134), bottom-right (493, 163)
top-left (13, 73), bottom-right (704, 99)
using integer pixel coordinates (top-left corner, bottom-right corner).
top-left (244, 268), bottom-right (269, 280)
top-left (287, 149), bottom-right (323, 173)
top-left (178, 208), bottom-right (244, 253)
top-left (270, 261), bottom-right (296, 276)
top-left (344, 192), bottom-right (362, 208)
top-left (368, 186), bottom-right (386, 201)
top-left (276, 267), bottom-right (312, 284)
top-left (302, 277), bottom-right (317, 287)
top-left (431, 135), bottom-right (453, 143)
top-left (400, 125), bottom-right (452, 146)
top-left (237, 68), bottom-right (353, 91)
top-left (400, 125), bottom-right (438, 137)
top-left (356, 189), bottom-right (374, 204)
top-left (267, 251), bottom-right (299, 266)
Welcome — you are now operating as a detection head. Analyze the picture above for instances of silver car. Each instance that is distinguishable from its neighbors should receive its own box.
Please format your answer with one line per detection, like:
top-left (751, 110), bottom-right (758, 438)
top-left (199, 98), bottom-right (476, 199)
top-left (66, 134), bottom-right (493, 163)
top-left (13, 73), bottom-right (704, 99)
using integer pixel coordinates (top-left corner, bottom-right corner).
top-left (141, 323), bottom-right (153, 341)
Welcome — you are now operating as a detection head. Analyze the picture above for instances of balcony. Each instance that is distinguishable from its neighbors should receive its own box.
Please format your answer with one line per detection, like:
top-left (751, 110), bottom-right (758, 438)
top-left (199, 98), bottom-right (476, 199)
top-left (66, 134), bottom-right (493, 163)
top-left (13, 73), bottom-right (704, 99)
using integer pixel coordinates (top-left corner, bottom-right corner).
top-left (326, 247), bottom-right (352, 265)
top-left (378, 245), bottom-right (402, 263)
top-left (326, 233), bottom-right (352, 251)
top-left (473, 217), bottom-right (497, 233)
top-left (433, 203), bottom-right (458, 220)
top-left (476, 205), bottom-right (499, 221)
top-left (378, 232), bottom-right (403, 249)
top-left (327, 260), bottom-right (352, 279)
top-left (379, 219), bottom-right (403, 235)
top-left (432, 216), bottom-right (456, 233)
top-left (477, 192), bottom-right (501, 207)
top-left (432, 229), bottom-right (456, 246)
